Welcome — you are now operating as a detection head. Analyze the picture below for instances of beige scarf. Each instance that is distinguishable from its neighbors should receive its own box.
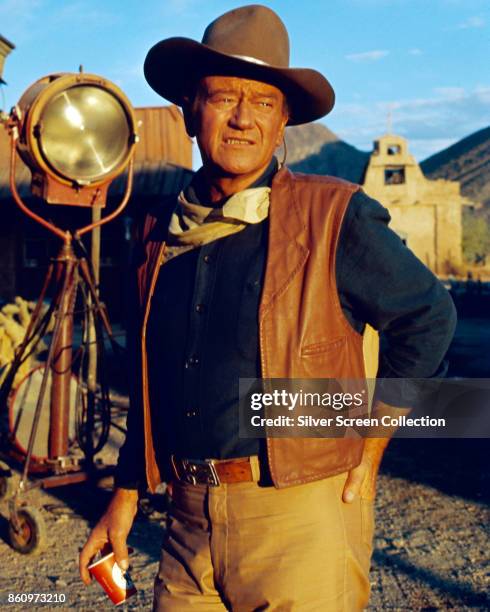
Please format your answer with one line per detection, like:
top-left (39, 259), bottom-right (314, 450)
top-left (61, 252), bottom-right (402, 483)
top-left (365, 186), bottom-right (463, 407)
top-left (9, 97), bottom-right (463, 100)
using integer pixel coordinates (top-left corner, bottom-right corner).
top-left (164, 187), bottom-right (271, 261)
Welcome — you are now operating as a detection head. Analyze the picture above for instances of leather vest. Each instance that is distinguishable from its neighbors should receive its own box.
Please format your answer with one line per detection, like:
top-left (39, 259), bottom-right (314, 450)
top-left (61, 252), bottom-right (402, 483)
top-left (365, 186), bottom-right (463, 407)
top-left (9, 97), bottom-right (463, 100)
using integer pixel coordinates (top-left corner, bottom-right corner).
top-left (136, 167), bottom-right (366, 492)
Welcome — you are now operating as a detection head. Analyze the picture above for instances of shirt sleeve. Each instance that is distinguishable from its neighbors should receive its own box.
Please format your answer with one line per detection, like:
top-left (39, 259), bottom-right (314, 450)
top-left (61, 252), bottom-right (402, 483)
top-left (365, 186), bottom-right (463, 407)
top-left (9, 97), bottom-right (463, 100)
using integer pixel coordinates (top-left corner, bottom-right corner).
top-left (113, 237), bottom-right (148, 491)
top-left (336, 189), bottom-right (457, 387)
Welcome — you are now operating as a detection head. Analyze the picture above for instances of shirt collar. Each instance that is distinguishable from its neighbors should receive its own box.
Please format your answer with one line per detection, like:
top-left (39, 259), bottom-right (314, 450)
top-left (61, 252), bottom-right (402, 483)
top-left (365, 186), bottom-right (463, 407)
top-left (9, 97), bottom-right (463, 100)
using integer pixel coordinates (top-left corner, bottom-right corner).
top-left (185, 157), bottom-right (279, 207)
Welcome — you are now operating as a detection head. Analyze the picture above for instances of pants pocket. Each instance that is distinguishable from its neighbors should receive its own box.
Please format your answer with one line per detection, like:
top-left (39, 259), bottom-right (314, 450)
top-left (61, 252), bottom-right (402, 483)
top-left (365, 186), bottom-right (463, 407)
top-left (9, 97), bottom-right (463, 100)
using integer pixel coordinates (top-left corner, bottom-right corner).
top-left (360, 497), bottom-right (375, 549)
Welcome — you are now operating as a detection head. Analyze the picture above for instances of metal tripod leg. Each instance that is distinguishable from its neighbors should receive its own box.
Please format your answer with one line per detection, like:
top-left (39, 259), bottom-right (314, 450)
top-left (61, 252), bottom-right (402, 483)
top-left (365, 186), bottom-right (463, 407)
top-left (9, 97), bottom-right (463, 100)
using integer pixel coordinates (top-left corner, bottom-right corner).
top-left (76, 257), bottom-right (111, 459)
top-left (10, 246), bottom-right (77, 528)
top-left (0, 263), bottom-right (56, 406)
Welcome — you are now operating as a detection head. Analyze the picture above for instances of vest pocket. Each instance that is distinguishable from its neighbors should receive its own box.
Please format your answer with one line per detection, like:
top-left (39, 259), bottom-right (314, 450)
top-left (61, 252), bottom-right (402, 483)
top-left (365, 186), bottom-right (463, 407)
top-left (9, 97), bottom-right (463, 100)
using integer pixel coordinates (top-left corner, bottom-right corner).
top-left (300, 336), bottom-right (348, 378)
top-left (301, 336), bottom-right (346, 356)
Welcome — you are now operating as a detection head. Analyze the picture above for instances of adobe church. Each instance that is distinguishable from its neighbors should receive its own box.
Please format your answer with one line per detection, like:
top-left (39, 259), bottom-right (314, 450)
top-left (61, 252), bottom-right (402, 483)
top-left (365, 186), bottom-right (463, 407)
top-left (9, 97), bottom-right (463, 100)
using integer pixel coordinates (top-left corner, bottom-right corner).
top-left (362, 134), bottom-right (471, 275)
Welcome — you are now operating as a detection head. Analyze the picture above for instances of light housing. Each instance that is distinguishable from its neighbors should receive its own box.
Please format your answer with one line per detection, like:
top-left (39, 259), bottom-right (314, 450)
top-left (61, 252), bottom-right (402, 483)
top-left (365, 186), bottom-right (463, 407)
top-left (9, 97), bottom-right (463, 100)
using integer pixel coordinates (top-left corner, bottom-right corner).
top-left (15, 72), bottom-right (137, 207)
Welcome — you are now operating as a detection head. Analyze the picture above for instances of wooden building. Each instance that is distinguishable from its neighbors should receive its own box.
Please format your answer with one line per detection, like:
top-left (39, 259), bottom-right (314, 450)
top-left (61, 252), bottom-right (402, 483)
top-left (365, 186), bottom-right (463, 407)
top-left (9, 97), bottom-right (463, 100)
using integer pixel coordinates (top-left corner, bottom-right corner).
top-left (0, 105), bottom-right (193, 320)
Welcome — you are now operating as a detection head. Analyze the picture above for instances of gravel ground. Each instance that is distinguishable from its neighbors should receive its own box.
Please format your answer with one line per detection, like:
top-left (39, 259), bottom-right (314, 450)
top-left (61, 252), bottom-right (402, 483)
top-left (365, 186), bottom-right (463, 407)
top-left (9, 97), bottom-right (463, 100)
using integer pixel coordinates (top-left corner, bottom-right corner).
top-left (0, 438), bottom-right (488, 611)
top-left (0, 317), bottom-right (488, 611)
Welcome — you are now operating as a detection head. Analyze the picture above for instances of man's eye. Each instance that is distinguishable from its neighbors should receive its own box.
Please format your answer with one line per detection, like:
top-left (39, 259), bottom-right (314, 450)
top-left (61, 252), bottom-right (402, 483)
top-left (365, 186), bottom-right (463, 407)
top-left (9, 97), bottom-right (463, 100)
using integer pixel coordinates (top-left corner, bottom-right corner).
top-left (258, 101), bottom-right (273, 108)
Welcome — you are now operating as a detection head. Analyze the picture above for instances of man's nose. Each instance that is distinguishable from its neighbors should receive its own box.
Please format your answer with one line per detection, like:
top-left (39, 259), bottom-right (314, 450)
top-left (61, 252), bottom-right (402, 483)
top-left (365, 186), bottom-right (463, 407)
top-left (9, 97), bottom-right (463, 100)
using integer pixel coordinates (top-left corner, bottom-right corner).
top-left (229, 100), bottom-right (254, 129)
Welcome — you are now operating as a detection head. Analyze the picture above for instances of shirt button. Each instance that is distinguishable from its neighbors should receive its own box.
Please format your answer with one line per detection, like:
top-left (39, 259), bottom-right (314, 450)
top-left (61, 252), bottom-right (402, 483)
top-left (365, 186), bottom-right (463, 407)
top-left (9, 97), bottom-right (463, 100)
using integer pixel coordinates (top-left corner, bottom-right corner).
top-left (247, 280), bottom-right (260, 292)
top-left (203, 254), bottom-right (212, 264)
top-left (185, 355), bottom-right (200, 368)
top-left (195, 303), bottom-right (205, 313)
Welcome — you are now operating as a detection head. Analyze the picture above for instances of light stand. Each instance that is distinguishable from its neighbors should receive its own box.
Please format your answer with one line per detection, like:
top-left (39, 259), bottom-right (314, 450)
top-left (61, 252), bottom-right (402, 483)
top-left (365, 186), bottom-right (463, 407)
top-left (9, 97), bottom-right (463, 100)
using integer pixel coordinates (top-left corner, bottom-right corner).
top-left (0, 72), bottom-right (137, 553)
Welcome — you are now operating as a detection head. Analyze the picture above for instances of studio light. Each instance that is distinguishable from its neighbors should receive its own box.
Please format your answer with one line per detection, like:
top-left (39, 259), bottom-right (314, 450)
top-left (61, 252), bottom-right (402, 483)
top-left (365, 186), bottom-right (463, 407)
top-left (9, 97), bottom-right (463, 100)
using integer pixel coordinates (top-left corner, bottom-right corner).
top-left (12, 72), bottom-right (137, 207)
top-left (0, 72), bottom-right (138, 552)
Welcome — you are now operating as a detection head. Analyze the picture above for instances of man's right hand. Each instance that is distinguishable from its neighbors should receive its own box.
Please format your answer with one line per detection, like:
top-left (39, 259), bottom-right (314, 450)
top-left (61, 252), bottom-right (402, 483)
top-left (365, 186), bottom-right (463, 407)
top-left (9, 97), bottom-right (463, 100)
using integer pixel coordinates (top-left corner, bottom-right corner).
top-left (79, 488), bottom-right (139, 585)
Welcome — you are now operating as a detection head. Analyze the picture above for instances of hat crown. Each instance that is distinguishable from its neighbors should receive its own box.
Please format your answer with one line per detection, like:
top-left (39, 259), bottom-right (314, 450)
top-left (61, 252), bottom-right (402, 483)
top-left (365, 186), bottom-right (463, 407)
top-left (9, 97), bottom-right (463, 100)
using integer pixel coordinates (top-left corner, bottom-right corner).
top-left (201, 4), bottom-right (290, 68)
top-left (144, 4), bottom-right (335, 125)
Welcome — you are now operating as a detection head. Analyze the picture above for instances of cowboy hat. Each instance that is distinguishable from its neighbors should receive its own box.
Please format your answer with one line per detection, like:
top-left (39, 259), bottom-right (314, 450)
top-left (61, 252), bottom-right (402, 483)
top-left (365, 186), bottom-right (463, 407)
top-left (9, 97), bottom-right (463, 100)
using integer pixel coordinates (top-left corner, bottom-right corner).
top-left (144, 4), bottom-right (335, 125)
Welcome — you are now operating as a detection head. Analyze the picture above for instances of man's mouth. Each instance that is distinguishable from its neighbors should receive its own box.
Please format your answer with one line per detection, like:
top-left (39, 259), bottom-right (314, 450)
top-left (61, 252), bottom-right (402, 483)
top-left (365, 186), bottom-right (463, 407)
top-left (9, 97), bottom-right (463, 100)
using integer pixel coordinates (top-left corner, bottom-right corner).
top-left (223, 138), bottom-right (254, 145)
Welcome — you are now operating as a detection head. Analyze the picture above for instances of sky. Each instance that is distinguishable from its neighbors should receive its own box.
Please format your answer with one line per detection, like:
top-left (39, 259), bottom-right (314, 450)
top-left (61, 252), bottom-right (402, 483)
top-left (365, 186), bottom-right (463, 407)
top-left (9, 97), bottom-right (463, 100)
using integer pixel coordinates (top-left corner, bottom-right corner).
top-left (1, 0), bottom-right (489, 162)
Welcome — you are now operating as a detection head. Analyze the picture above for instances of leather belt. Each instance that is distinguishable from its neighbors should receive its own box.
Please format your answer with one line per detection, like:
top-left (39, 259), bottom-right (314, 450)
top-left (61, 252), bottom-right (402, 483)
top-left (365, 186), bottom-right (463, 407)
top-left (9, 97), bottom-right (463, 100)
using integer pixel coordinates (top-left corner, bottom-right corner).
top-left (170, 455), bottom-right (257, 486)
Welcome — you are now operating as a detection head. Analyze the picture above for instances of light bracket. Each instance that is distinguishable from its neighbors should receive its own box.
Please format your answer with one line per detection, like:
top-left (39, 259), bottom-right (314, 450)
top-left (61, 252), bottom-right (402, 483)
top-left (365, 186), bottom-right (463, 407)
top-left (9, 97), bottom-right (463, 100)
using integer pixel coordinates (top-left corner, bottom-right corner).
top-left (13, 72), bottom-right (137, 207)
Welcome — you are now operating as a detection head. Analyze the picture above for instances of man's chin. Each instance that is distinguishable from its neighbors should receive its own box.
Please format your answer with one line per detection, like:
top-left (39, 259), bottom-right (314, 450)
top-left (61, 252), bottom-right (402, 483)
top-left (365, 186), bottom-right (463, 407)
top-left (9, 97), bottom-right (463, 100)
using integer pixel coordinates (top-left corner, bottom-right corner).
top-left (209, 160), bottom-right (270, 180)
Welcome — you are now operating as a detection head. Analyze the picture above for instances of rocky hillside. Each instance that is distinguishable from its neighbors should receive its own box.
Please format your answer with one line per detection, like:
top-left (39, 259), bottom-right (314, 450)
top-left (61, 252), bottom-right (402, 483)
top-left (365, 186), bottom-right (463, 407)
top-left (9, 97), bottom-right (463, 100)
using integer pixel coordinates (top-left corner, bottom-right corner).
top-left (284, 123), bottom-right (370, 183)
top-left (284, 123), bottom-right (490, 208)
top-left (283, 123), bottom-right (338, 164)
top-left (421, 126), bottom-right (490, 208)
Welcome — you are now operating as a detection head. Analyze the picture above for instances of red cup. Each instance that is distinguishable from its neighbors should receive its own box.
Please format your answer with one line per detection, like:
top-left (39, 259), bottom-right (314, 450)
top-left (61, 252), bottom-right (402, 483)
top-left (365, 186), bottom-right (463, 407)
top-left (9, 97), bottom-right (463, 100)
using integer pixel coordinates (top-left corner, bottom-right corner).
top-left (88, 549), bottom-right (137, 606)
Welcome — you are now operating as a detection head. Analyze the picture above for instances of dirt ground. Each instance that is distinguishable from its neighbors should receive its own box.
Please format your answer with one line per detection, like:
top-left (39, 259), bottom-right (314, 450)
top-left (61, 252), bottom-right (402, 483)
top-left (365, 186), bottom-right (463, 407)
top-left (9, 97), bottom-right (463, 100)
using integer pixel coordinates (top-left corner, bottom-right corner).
top-left (0, 318), bottom-right (489, 611)
top-left (0, 439), bottom-right (488, 611)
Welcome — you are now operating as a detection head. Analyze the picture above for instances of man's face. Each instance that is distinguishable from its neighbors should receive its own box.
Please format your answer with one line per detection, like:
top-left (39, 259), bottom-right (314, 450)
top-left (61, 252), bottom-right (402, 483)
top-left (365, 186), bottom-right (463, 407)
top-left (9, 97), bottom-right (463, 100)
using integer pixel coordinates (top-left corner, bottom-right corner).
top-left (189, 75), bottom-right (288, 184)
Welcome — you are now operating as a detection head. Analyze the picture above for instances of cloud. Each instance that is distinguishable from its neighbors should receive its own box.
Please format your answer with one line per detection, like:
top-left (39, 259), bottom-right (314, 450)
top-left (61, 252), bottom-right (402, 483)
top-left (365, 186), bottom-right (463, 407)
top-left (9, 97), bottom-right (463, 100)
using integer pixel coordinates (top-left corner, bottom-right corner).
top-left (474, 85), bottom-right (490, 102)
top-left (50, 2), bottom-right (120, 28)
top-left (0, 0), bottom-right (44, 41)
top-left (456, 16), bottom-right (485, 29)
top-left (408, 48), bottom-right (423, 56)
top-left (0, 0), bottom-right (41, 14)
top-left (433, 87), bottom-right (466, 100)
top-left (162, 0), bottom-right (199, 16)
top-left (345, 50), bottom-right (389, 62)
top-left (0, 0), bottom-right (120, 41)
top-left (330, 85), bottom-right (490, 160)
top-left (111, 61), bottom-right (145, 89)
top-left (403, 138), bottom-right (459, 160)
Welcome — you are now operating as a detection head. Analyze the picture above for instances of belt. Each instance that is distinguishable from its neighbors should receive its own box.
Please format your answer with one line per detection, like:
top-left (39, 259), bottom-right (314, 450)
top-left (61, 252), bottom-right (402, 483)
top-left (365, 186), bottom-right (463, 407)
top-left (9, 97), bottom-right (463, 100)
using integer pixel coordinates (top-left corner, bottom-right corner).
top-left (170, 455), bottom-right (258, 486)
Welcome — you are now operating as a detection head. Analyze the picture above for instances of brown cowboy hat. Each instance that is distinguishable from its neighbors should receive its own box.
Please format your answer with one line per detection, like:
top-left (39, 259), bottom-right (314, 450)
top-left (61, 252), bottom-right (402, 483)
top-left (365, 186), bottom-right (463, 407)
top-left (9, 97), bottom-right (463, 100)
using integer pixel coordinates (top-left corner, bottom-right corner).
top-left (144, 4), bottom-right (335, 126)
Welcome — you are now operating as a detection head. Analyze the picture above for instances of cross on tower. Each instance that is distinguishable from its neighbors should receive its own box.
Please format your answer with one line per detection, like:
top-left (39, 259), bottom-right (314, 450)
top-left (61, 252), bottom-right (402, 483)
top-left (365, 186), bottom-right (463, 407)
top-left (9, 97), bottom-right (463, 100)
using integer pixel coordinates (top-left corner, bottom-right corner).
top-left (387, 106), bottom-right (394, 134)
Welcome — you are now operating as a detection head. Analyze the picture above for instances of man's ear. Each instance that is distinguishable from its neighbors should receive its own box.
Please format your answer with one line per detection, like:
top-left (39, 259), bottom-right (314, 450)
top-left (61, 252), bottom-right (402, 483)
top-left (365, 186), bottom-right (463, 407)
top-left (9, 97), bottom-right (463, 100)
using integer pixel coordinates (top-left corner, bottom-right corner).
top-left (275, 101), bottom-right (289, 147)
top-left (182, 98), bottom-right (197, 138)
top-left (275, 118), bottom-right (288, 148)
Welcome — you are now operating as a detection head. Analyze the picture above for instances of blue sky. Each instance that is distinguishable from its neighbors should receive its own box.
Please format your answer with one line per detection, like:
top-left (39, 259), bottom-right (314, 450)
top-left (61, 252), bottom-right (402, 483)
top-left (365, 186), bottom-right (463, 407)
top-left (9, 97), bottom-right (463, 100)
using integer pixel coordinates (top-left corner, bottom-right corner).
top-left (1, 0), bottom-right (489, 161)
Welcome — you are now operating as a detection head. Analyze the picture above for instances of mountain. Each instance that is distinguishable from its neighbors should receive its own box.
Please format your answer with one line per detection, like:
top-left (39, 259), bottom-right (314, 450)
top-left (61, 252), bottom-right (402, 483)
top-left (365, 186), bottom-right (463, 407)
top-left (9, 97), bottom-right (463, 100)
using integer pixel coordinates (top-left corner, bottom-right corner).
top-left (421, 126), bottom-right (490, 208)
top-left (283, 123), bottom-right (338, 164)
top-left (284, 123), bottom-right (370, 183)
top-left (285, 124), bottom-right (490, 207)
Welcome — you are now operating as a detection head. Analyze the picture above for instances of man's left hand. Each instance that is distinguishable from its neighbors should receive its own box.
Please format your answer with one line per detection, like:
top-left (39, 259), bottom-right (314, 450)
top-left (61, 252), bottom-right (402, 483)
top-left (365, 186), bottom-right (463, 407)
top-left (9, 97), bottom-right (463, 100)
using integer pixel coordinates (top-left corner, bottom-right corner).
top-left (342, 437), bottom-right (390, 503)
top-left (342, 401), bottom-right (412, 503)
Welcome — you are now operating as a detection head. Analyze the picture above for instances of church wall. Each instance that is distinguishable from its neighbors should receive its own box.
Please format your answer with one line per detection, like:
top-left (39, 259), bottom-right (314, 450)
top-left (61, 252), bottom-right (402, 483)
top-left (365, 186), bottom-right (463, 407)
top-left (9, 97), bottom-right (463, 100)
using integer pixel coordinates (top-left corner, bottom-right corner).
top-left (387, 205), bottom-right (436, 270)
top-left (362, 134), bottom-right (466, 276)
top-left (436, 201), bottom-right (463, 271)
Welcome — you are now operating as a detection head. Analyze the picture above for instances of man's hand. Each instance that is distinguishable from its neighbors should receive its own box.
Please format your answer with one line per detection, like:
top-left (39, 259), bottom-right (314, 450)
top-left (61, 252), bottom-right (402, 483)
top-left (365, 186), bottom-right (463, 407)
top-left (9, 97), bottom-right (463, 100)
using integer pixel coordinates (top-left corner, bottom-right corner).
top-left (79, 488), bottom-right (139, 585)
top-left (342, 438), bottom-right (389, 503)
top-left (342, 400), bottom-right (412, 503)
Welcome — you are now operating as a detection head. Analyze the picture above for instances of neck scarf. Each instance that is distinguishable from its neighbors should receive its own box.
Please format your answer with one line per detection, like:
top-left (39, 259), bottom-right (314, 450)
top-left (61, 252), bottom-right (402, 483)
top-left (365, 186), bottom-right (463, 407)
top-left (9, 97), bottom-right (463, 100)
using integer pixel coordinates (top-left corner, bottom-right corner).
top-left (164, 186), bottom-right (271, 261)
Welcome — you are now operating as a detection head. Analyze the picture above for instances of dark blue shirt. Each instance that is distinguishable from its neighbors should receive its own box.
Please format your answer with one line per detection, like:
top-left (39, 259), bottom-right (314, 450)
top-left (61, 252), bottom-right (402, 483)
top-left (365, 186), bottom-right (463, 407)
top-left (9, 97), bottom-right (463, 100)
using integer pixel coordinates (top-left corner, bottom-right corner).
top-left (114, 163), bottom-right (456, 488)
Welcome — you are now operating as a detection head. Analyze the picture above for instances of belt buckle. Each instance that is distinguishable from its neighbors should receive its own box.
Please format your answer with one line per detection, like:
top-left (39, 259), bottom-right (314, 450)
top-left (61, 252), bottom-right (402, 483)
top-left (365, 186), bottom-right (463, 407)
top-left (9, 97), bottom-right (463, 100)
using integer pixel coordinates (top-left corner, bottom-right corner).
top-left (173, 457), bottom-right (220, 487)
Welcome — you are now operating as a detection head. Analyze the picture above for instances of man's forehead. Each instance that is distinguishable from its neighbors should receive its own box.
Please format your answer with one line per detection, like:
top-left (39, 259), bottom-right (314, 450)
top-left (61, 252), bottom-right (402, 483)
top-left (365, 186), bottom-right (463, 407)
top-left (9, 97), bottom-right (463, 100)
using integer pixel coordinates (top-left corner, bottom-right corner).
top-left (199, 75), bottom-right (284, 98)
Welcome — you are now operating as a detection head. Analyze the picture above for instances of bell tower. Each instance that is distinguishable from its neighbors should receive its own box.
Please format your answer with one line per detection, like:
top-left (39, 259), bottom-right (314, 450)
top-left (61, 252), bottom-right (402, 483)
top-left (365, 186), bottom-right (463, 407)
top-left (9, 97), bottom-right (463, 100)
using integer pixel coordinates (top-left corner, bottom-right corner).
top-left (362, 133), bottom-right (470, 274)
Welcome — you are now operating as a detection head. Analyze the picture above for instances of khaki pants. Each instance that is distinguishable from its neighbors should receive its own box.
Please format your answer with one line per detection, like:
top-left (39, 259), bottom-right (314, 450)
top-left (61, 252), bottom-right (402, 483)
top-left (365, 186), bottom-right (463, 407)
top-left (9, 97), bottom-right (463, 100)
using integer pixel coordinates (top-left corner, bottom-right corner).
top-left (153, 472), bottom-right (374, 611)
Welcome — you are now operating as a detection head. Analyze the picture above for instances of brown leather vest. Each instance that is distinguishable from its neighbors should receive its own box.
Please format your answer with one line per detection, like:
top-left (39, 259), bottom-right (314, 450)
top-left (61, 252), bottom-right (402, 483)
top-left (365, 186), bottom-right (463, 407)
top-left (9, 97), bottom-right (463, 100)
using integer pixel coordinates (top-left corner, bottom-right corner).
top-left (136, 167), bottom-right (365, 492)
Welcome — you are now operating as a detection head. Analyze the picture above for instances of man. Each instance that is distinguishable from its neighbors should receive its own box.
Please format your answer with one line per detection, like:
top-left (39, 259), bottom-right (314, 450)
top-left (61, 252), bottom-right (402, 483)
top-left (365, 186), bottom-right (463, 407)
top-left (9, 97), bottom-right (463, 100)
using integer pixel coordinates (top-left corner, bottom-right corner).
top-left (80, 5), bottom-right (456, 610)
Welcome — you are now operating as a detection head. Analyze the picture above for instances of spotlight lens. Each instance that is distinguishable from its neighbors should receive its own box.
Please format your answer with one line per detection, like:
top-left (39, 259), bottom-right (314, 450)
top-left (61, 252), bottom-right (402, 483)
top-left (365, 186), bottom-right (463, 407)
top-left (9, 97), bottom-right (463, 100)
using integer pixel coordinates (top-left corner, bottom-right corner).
top-left (39, 85), bottom-right (130, 182)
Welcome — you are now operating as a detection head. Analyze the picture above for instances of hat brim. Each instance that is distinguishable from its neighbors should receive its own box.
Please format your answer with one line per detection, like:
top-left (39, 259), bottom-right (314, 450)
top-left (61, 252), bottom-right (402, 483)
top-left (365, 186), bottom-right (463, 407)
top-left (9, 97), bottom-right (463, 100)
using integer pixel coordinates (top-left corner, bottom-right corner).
top-left (144, 37), bottom-right (335, 126)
